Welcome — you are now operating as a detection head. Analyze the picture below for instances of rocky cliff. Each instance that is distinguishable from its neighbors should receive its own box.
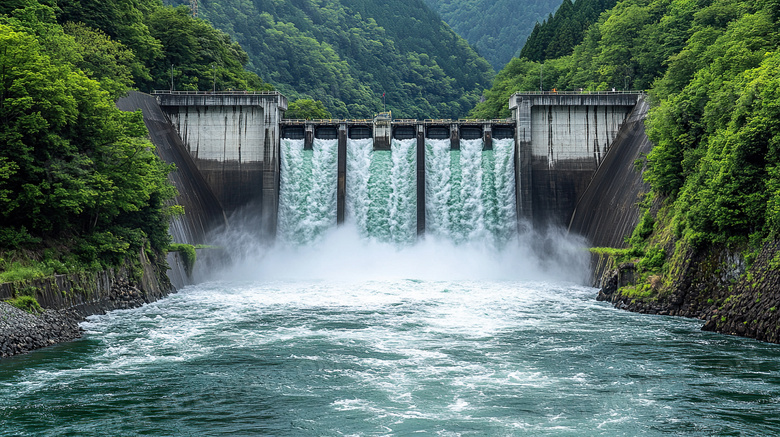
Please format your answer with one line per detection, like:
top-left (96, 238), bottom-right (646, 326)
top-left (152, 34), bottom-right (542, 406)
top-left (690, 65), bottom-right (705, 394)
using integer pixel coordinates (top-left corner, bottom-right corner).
top-left (595, 240), bottom-right (780, 344)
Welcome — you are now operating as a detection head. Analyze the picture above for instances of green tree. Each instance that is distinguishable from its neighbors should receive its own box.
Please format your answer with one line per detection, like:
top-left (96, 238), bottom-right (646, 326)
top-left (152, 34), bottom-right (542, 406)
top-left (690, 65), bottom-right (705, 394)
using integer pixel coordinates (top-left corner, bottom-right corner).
top-left (0, 22), bottom-right (176, 264)
top-left (63, 22), bottom-right (137, 99)
top-left (285, 99), bottom-right (332, 120)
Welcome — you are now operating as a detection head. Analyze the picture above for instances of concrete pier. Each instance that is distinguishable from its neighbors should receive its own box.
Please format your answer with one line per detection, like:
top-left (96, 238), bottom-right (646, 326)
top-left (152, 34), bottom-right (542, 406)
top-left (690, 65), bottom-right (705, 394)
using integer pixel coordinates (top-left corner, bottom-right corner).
top-left (155, 91), bottom-right (287, 237)
top-left (510, 92), bottom-right (642, 227)
top-left (417, 124), bottom-right (426, 235)
top-left (337, 124), bottom-right (347, 224)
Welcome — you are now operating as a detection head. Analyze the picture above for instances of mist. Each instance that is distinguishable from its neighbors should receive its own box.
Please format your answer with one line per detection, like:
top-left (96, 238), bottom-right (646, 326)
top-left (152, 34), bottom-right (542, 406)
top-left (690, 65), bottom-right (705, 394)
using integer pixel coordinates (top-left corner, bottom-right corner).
top-left (201, 221), bottom-right (590, 284)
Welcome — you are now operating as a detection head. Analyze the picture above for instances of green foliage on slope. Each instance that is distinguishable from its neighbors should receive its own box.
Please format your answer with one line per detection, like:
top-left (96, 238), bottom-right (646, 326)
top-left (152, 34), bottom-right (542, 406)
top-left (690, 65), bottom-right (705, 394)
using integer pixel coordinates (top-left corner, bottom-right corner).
top-left (519, 0), bottom-right (618, 62)
top-left (57, 0), bottom-right (271, 92)
top-left (189, 0), bottom-right (494, 119)
top-left (286, 99), bottom-right (332, 120)
top-left (0, 0), bottom-right (269, 274)
top-left (471, 0), bottom-right (705, 118)
top-left (0, 17), bottom-right (174, 269)
top-left (422, 0), bottom-right (561, 70)
top-left (644, 1), bottom-right (780, 248)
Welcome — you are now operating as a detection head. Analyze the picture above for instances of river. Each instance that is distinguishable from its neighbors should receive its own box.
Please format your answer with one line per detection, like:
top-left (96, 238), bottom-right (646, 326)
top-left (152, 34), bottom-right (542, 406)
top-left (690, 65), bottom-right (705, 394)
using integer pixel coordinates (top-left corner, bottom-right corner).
top-left (2, 137), bottom-right (779, 435)
top-left (1, 235), bottom-right (780, 435)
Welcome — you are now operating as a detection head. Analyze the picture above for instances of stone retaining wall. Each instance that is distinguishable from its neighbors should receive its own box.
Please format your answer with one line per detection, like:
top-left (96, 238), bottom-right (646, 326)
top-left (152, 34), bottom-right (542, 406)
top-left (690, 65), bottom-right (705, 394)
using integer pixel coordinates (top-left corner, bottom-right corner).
top-left (0, 252), bottom-right (172, 358)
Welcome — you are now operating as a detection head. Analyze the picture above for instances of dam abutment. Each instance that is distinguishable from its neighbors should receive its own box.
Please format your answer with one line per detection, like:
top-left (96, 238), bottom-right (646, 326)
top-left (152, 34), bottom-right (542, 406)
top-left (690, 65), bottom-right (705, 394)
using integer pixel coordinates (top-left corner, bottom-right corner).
top-left (154, 91), bottom-right (288, 239)
top-left (509, 92), bottom-right (642, 229)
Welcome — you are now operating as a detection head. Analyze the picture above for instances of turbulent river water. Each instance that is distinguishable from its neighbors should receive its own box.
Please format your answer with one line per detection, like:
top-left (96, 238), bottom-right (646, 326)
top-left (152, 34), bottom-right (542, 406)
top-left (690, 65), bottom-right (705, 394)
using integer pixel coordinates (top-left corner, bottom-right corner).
top-left (2, 139), bottom-right (780, 435)
top-left (2, 256), bottom-right (780, 436)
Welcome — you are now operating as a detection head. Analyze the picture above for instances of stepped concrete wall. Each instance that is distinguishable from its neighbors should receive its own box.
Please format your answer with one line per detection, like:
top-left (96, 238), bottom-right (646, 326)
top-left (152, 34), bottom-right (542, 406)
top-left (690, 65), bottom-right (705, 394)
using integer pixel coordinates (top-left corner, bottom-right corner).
top-left (511, 92), bottom-right (641, 227)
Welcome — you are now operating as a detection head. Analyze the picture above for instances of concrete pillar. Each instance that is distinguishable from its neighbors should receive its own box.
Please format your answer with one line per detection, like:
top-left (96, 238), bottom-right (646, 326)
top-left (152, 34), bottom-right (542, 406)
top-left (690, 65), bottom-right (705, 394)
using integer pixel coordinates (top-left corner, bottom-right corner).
top-left (417, 124), bottom-right (426, 236)
top-left (511, 95), bottom-right (533, 225)
top-left (484, 124), bottom-right (493, 151)
top-left (450, 123), bottom-right (460, 150)
top-left (263, 127), bottom-right (279, 237)
top-left (373, 116), bottom-right (391, 150)
top-left (337, 123), bottom-right (347, 225)
top-left (304, 123), bottom-right (314, 150)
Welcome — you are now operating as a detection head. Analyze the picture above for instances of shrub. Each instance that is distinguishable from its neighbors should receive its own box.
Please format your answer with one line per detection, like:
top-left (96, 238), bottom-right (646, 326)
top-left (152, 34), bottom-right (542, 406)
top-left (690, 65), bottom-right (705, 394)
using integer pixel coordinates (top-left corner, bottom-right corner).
top-left (7, 295), bottom-right (43, 314)
top-left (168, 243), bottom-right (197, 277)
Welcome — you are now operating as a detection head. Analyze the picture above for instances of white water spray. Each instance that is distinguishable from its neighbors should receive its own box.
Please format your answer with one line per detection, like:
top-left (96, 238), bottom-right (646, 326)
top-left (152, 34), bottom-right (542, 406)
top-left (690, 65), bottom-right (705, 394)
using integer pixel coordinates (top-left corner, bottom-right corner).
top-left (277, 138), bottom-right (338, 244)
top-left (425, 138), bottom-right (517, 247)
top-left (346, 138), bottom-right (416, 244)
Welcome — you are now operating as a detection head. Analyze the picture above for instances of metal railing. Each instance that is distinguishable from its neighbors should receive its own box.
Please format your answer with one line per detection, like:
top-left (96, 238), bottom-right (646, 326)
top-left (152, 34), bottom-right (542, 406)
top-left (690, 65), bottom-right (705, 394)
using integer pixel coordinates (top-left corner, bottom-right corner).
top-left (511, 90), bottom-right (645, 96)
top-left (152, 90), bottom-right (283, 96)
top-left (280, 118), bottom-right (517, 124)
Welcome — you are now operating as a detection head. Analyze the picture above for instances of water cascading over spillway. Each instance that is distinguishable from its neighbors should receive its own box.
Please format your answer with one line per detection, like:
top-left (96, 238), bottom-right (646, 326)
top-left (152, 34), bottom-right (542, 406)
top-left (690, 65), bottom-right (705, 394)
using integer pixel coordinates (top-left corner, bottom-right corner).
top-left (346, 138), bottom-right (417, 244)
top-left (278, 134), bottom-right (516, 246)
top-left (425, 138), bottom-right (517, 247)
top-left (277, 138), bottom-right (338, 244)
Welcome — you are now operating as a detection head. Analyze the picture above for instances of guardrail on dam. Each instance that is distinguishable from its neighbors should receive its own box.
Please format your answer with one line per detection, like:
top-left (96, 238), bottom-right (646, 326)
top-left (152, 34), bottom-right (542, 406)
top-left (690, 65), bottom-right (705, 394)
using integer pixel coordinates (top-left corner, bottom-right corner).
top-left (147, 90), bottom-right (644, 240)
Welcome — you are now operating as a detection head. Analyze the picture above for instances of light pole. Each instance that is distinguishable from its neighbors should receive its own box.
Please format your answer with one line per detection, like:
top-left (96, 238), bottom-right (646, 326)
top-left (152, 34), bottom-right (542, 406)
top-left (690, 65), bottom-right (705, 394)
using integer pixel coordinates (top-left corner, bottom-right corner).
top-left (540, 64), bottom-right (543, 92)
top-left (624, 76), bottom-right (630, 91)
top-left (212, 64), bottom-right (216, 92)
top-left (170, 64), bottom-right (175, 92)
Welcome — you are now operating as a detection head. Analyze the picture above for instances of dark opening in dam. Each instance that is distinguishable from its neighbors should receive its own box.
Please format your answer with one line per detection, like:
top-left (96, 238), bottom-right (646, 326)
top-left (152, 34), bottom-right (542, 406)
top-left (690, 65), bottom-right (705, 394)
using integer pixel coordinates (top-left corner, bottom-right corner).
top-left (426, 126), bottom-right (449, 140)
top-left (349, 125), bottom-right (372, 139)
top-left (393, 126), bottom-right (416, 140)
top-left (315, 126), bottom-right (338, 140)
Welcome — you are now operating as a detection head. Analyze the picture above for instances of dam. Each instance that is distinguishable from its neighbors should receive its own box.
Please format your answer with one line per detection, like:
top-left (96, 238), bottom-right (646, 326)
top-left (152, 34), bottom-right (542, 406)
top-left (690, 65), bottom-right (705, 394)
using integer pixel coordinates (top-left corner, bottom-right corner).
top-left (143, 90), bottom-right (644, 249)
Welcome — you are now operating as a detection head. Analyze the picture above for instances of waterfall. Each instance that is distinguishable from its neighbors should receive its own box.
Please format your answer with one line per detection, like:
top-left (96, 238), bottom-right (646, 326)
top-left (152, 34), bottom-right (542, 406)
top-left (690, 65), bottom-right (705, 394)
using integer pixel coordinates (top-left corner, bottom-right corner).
top-left (425, 138), bottom-right (517, 247)
top-left (488, 138), bottom-right (519, 245)
top-left (277, 138), bottom-right (338, 244)
top-left (346, 138), bottom-right (417, 244)
top-left (278, 135), bottom-right (516, 247)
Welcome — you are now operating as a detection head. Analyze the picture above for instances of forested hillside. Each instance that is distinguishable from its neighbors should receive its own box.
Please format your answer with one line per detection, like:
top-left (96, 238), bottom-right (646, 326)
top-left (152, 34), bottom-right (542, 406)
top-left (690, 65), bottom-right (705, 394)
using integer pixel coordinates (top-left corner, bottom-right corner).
top-left (188, 0), bottom-right (494, 119)
top-left (518, 0), bottom-right (618, 62)
top-left (471, 0), bottom-right (719, 118)
top-left (0, 0), bottom-right (266, 279)
top-left (422, 0), bottom-right (561, 70)
top-left (473, 0), bottom-right (780, 326)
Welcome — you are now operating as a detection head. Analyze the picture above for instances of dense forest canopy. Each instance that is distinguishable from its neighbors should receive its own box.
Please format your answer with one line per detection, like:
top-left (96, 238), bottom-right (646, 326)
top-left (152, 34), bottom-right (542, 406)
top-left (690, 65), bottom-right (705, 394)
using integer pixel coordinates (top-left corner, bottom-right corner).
top-left (518, 0), bottom-right (618, 62)
top-left (422, 0), bottom-right (561, 70)
top-left (182, 0), bottom-right (494, 119)
top-left (0, 0), bottom-right (268, 275)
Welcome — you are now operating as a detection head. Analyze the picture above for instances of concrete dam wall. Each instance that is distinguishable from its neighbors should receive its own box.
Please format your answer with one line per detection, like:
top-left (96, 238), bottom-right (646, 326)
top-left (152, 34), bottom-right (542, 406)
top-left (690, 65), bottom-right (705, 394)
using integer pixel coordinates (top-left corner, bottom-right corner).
top-left (568, 97), bottom-right (652, 249)
top-left (510, 93), bottom-right (641, 228)
top-left (156, 92), bottom-right (288, 238)
top-left (128, 91), bottom-right (648, 254)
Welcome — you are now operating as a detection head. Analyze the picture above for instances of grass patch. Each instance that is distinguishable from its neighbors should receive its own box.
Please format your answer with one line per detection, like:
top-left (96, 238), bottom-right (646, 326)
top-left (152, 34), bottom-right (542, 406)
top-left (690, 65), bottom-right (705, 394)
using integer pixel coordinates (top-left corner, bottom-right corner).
top-left (6, 295), bottom-right (43, 314)
top-left (619, 284), bottom-right (655, 300)
top-left (168, 243), bottom-right (197, 277)
top-left (0, 263), bottom-right (48, 283)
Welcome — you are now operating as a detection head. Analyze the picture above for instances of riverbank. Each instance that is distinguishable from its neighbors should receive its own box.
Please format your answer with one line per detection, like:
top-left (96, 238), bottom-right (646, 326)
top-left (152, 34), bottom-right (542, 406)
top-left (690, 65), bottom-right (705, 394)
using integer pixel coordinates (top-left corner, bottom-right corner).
top-left (594, 239), bottom-right (780, 344)
top-left (0, 252), bottom-right (174, 358)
